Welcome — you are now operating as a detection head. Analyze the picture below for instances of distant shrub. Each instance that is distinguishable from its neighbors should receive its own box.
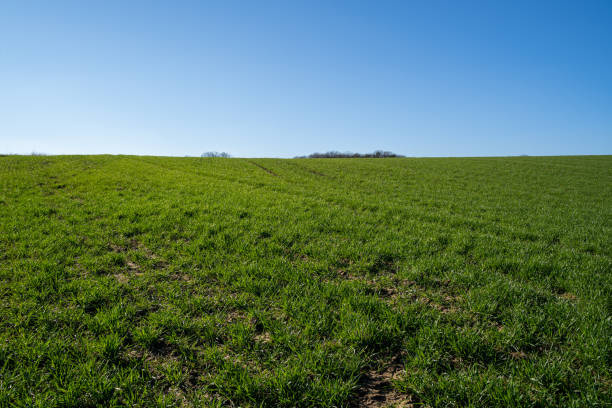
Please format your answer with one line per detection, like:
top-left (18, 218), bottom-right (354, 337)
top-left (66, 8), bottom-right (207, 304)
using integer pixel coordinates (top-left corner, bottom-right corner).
top-left (296, 150), bottom-right (404, 159)
top-left (201, 151), bottom-right (231, 158)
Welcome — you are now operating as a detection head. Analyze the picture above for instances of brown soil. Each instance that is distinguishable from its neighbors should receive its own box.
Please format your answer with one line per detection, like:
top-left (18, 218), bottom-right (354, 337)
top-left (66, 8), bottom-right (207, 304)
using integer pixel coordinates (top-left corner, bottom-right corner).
top-left (352, 356), bottom-right (416, 407)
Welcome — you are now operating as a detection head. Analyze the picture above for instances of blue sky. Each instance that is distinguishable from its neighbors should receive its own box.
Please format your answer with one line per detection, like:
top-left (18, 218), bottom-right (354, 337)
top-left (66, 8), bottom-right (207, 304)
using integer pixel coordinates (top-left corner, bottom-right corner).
top-left (1, 1), bottom-right (611, 157)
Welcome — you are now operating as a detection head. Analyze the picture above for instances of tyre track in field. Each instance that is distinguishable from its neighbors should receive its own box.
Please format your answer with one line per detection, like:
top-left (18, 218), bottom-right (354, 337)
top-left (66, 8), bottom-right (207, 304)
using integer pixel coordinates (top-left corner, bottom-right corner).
top-left (283, 160), bottom-right (330, 178)
top-left (132, 157), bottom-right (557, 255)
top-left (246, 160), bottom-right (279, 177)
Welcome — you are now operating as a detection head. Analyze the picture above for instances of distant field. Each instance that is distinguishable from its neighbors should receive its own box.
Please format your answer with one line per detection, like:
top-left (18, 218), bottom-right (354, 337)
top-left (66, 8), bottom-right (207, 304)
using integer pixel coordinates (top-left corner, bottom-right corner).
top-left (0, 155), bottom-right (610, 407)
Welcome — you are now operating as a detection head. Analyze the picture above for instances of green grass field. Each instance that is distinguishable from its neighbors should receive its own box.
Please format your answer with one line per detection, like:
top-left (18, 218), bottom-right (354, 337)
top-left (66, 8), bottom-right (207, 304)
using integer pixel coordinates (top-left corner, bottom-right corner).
top-left (1, 155), bottom-right (610, 407)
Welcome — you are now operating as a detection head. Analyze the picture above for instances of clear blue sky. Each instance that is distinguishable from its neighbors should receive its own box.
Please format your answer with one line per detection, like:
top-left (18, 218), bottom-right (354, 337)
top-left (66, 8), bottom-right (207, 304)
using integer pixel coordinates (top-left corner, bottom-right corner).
top-left (1, 1), bottom-right (611, 157)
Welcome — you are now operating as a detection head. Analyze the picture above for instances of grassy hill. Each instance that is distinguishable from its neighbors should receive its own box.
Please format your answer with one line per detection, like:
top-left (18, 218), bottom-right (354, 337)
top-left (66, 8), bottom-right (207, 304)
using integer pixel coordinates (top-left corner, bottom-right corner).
top-left (1, 155), bottom-right (610, 407)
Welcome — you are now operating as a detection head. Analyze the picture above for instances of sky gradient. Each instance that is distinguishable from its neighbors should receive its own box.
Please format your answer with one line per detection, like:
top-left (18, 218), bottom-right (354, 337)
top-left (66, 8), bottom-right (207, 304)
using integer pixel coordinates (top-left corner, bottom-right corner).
top-left (1, 0), bottom-right (611, 157)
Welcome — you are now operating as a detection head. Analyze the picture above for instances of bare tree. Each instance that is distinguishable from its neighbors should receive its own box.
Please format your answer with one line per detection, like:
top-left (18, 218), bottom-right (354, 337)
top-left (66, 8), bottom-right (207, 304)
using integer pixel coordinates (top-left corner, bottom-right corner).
top-left (201, 151), bottom-right (231, 158)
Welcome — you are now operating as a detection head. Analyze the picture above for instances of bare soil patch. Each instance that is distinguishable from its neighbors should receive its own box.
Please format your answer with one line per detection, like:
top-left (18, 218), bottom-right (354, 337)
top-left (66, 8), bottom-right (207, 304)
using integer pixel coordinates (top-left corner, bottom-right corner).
top-left (353, 356), bottom-right (415, 407)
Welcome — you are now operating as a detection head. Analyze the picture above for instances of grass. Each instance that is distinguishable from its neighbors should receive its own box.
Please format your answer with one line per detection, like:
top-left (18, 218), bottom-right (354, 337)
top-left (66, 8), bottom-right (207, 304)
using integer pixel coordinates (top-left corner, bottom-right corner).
top-left (0, 155), bottom-right (610, 407)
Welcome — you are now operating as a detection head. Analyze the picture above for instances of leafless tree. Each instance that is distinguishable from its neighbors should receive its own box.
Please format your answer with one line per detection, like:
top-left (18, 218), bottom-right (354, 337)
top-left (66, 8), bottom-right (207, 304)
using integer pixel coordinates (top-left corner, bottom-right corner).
top-left (201, 151), bottom-right (231, 158)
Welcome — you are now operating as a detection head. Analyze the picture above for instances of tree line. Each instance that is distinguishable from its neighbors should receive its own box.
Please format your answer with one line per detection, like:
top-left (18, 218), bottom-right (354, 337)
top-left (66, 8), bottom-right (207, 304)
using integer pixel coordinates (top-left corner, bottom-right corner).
top-left (295, 150), bottom-right (404, 159)
top-left (201, 150), bottom-right (404, 159)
